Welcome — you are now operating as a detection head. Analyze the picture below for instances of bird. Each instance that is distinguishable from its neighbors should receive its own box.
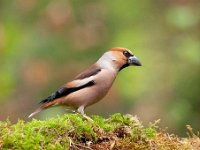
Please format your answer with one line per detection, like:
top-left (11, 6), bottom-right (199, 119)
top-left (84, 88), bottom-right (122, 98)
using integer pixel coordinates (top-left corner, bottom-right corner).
top-left (28, 47), bottom-right (142, 120)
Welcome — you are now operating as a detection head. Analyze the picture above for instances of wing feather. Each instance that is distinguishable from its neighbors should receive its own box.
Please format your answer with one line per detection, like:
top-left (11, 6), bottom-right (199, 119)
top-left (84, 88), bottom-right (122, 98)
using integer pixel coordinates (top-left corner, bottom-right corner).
top-left (39, 64), bottom-right (101, 104)
top-left (39, 80), bottom-right (95, 104)
top-left (75, 65), bottom-right (101, 80)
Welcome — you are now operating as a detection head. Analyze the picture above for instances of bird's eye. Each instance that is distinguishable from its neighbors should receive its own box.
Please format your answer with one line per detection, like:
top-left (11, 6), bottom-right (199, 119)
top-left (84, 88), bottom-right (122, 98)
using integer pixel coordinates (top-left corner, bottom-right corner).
top-left (123, 50), bottom-right (131, 57)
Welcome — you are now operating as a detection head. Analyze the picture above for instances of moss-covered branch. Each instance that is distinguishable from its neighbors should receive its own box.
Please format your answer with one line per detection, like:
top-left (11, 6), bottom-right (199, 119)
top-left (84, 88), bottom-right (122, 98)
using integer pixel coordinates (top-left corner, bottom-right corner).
top-left (0, 113), bottom-right (199, 149)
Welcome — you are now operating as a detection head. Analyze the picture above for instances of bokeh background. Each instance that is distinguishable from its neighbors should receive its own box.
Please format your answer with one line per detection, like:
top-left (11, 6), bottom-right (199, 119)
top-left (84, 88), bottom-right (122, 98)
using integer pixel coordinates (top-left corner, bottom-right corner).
top-left (0, 0), bottom-right (200, 136)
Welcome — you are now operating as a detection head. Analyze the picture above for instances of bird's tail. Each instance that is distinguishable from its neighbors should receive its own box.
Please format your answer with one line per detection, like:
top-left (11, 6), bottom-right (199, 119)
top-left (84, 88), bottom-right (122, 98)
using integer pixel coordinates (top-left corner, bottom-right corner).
top-left (28, 107), bottom-right (43, 118)
top-left (28, 99), bottom-right (60, 118)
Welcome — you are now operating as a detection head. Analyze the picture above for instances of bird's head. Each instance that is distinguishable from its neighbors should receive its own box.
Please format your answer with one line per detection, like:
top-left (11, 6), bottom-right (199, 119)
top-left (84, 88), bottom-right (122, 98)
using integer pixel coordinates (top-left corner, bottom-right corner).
top-left (97, 47), bottom-right (142, 71)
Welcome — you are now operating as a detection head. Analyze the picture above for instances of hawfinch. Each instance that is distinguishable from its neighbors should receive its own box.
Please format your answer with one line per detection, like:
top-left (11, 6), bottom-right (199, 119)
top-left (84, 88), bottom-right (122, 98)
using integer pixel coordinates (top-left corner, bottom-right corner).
top-left (29, 47), bottom-right (142, 120)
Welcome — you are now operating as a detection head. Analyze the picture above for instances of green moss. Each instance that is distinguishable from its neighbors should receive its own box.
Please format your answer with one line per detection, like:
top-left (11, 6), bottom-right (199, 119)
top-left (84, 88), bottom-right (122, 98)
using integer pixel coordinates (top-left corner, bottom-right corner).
top-left (0, 113), bottom-right (199, 150)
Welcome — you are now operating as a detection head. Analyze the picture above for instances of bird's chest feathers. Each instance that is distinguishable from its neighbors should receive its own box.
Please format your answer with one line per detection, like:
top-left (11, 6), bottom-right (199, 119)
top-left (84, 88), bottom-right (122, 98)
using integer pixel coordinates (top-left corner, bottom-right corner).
top-left (94, 69), bottom-right (117, 94)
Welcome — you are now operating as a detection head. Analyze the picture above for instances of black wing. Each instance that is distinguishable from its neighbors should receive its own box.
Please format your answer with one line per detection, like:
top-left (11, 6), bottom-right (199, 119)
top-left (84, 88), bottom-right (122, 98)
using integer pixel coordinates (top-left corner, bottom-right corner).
top-left (39, 80), bottom-right (95, 104)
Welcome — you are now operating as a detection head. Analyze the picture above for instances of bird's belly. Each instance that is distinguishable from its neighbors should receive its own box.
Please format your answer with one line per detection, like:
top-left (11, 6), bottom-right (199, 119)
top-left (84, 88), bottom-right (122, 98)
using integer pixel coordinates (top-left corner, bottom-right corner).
top-left (61, 69), bottom-right (117, 109)
top-left (62, 81), bottom-right (114, 109)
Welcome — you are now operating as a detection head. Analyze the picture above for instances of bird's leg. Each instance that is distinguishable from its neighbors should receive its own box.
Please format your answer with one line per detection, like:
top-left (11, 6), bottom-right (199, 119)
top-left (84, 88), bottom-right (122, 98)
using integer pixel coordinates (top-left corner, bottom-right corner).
top-left (77, 106), bottom-right (93, 122)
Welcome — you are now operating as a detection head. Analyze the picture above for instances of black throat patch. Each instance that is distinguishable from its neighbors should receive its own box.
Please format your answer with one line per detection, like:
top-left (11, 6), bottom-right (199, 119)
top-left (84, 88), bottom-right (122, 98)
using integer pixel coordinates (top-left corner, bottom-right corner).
top-left (119, 63), bottom-right (129, 71)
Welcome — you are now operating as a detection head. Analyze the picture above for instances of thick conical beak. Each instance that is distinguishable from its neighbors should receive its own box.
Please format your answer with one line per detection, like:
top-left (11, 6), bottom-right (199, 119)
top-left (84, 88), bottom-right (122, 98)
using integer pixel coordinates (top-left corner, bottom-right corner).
top-left (128, 56), bottom-right (142, 66)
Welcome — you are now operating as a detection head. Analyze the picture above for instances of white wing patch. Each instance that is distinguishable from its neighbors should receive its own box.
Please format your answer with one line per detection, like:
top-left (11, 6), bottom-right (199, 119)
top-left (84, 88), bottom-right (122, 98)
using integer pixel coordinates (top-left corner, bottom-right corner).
top-left (73, 76), bottom-right (95, 87)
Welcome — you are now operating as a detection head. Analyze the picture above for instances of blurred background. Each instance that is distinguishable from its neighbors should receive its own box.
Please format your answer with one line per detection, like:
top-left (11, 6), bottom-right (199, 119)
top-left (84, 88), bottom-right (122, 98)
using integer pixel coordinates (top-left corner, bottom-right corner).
top-left (0, 0), bottom-right (200, 135)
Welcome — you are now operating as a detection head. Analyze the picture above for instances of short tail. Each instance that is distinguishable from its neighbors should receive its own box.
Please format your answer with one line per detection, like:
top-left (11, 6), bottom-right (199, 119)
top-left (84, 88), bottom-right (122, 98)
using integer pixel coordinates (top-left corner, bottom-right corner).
top-left (28, 99), bottom-right (60, 118)
top-left (28, 107), bottom-right (43, 118)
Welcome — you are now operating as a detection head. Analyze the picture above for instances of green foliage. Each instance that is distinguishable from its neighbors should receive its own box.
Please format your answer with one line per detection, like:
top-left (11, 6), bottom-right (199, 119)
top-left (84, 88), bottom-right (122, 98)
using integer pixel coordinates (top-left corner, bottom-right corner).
top-left (0, 114), bottom-right (199, 149)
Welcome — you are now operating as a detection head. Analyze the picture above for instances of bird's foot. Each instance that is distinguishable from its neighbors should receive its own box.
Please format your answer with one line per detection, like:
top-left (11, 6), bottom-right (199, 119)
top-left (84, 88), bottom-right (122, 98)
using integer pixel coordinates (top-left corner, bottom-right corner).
top-left (82, 114), bottom-right (94, 122)
top-left (77, 106), bottom-right (93, 122)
